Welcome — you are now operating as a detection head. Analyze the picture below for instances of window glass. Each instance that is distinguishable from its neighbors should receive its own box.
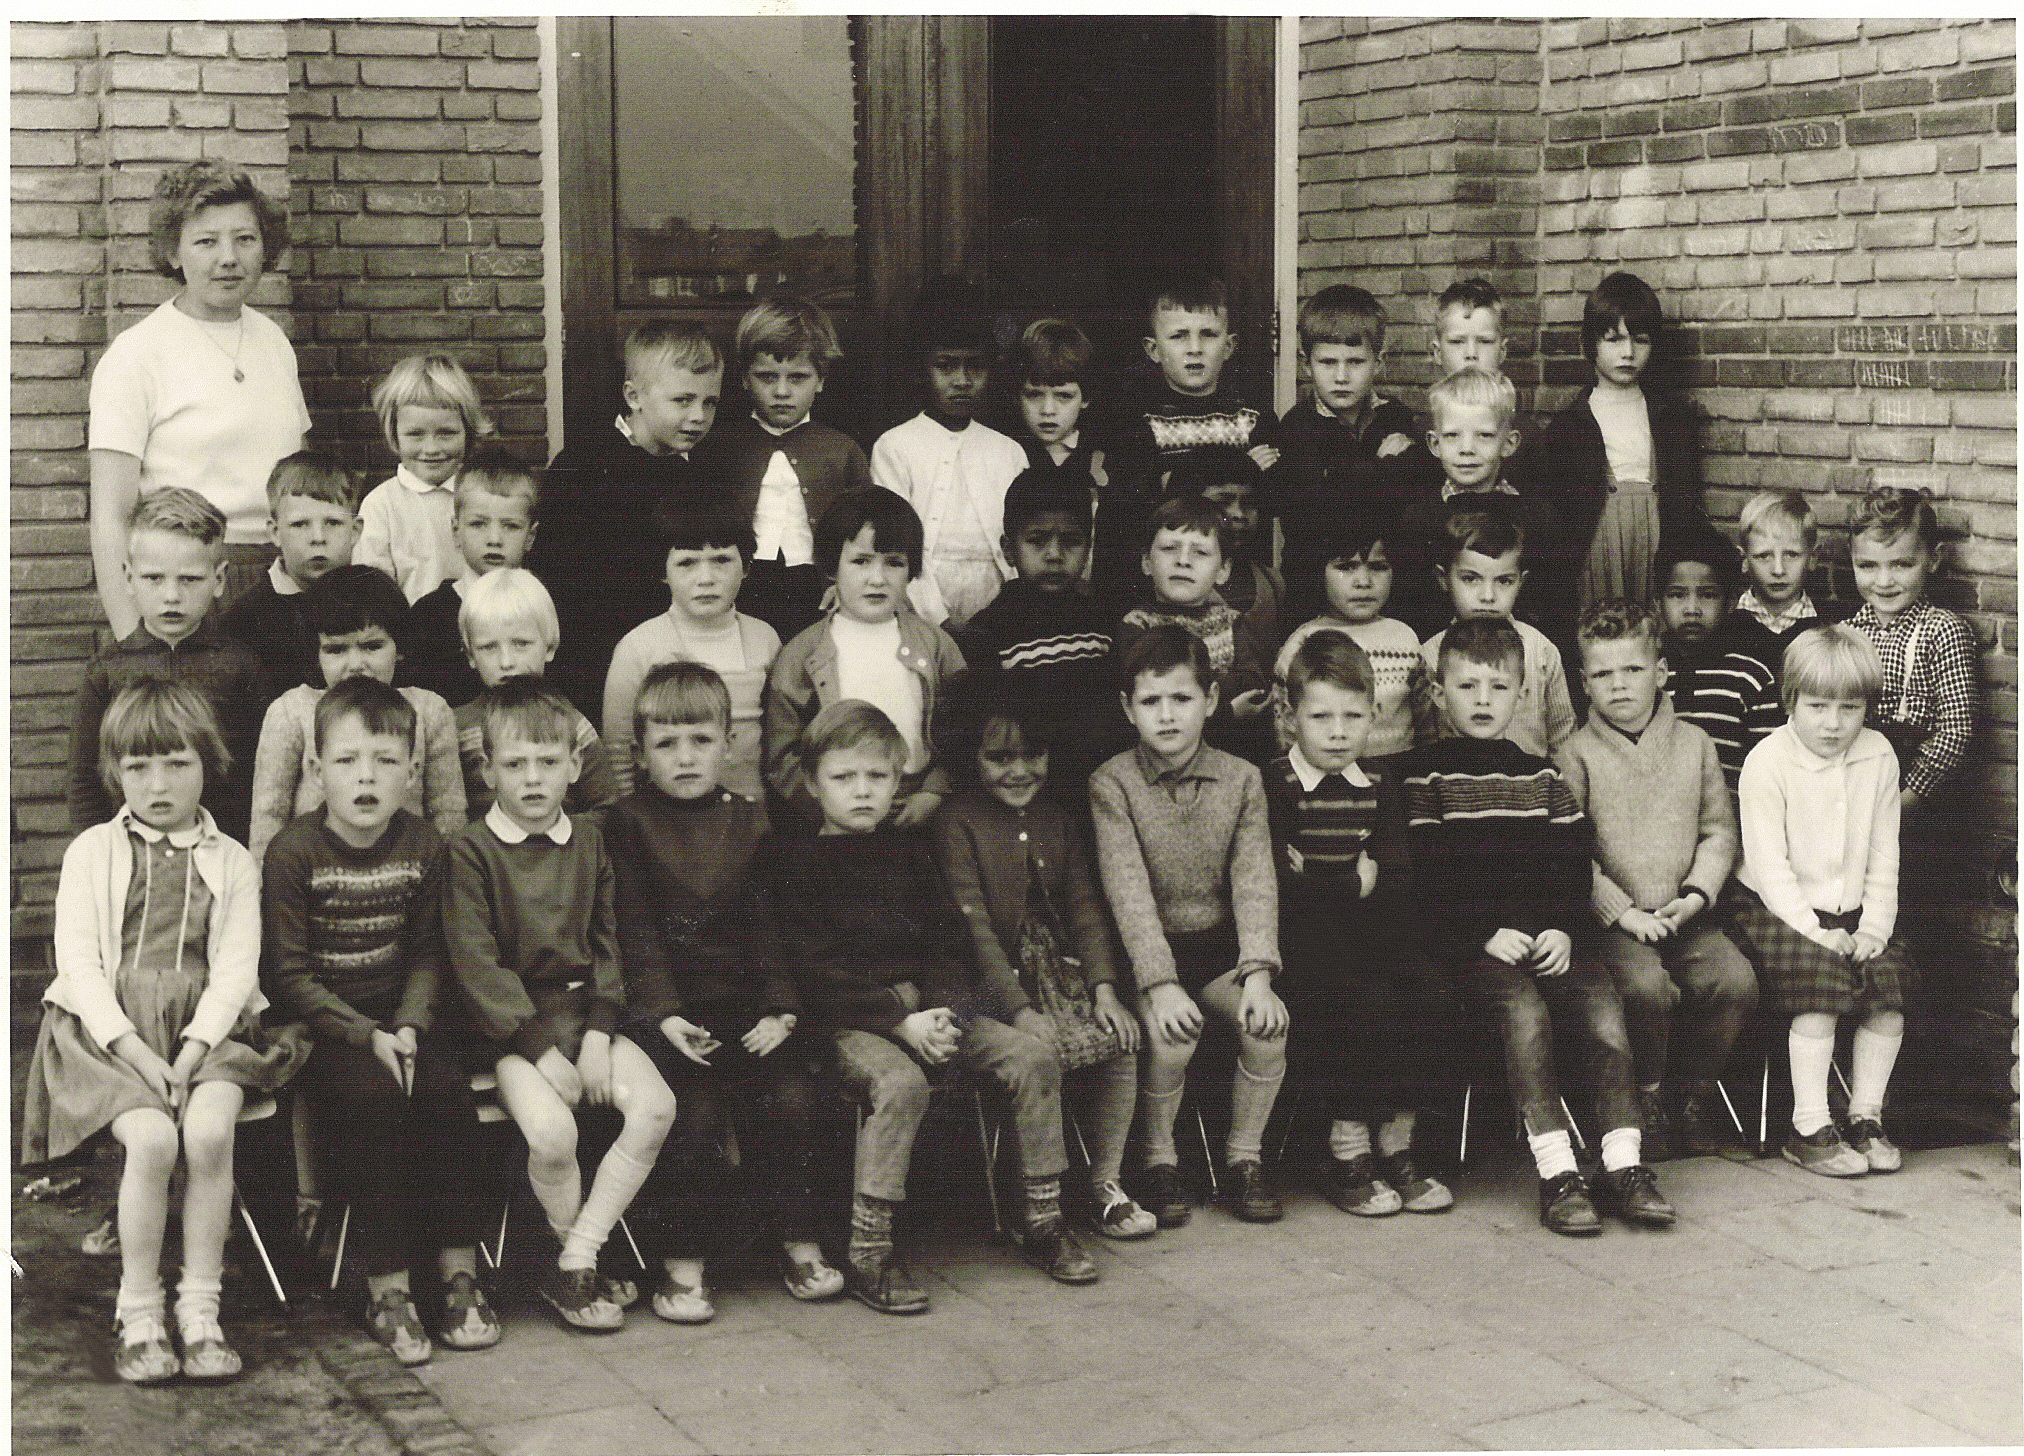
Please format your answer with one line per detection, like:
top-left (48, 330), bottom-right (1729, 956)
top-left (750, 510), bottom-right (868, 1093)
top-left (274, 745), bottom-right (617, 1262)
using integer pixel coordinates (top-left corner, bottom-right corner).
top-left (612, 16), bottom-right (857, 306)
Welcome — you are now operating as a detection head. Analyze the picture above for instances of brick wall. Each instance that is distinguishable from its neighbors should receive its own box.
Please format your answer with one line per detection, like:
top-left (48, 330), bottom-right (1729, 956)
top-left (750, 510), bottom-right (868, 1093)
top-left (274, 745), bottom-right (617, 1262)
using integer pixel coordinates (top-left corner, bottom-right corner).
top-left (1300, 16), bottom-right (2018, 1100)
top-left (10, 20), bottom-right (292, 938)
top-left (287, 18), bottom-right (547, 473)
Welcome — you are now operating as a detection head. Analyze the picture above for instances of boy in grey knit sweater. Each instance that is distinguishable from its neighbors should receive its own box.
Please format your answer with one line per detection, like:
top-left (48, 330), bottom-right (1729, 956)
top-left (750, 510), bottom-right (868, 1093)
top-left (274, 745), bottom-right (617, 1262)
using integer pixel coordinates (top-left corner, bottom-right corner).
top-left (1556, 600), bottom-right (1756, 1160)
top-left (1090, 626), bottom-right (1288, 1228)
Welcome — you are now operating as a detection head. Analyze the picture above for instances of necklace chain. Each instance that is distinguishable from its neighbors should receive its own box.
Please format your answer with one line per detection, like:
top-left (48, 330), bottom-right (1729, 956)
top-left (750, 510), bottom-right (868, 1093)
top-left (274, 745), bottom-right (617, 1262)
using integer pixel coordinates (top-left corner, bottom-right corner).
top-left (194, 314), bottom-right (247, 382)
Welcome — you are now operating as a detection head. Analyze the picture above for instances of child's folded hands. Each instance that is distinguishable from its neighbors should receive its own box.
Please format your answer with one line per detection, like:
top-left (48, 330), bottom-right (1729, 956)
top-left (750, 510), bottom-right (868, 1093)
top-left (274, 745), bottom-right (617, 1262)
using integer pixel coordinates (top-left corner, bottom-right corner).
top-left (1617, 908), bottom-right (1672, 945)
top-left (1484, 928), bottom-right (1534, 966)
top-left (899, 1009), bottom-right (961, 1064)
top-left (1850, 931), bottom-right (1886, 962)
top-left (741, 1014), bottom-right (793, 1057)
top-left (535, 1044), bottom-right (584, 1105)
top-left (577, 1029), bottom-right (615, 1106)
top-left (1530, 929), bottom-right (1572, 977)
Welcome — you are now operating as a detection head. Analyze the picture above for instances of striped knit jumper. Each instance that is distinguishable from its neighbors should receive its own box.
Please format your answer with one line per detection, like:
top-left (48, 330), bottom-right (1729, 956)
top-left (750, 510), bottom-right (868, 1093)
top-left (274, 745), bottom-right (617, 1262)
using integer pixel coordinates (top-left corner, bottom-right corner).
top-left (1664, 618), bottom-right (1782, 791)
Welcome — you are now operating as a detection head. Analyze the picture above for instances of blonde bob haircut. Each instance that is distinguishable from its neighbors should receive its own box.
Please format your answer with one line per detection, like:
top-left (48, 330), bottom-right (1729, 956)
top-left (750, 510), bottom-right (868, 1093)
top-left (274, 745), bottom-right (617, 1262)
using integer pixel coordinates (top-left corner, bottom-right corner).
top-left (98, 678), bottom-right (230, 804)
top-left (457, 567), bottom-right (559, 652)
top-left (371, 352), bottom-right (493, 455)
top-left (1426, 366), bottom-right (1518, 430)
top-left (1780, 624), bottom-right (1884, 715)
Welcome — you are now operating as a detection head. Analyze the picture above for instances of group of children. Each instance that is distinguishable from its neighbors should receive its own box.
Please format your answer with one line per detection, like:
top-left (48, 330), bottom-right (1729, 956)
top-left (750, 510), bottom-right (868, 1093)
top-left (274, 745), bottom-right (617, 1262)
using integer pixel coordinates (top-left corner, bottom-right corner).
top-left (28, 267), bottom-right (1981, 1386)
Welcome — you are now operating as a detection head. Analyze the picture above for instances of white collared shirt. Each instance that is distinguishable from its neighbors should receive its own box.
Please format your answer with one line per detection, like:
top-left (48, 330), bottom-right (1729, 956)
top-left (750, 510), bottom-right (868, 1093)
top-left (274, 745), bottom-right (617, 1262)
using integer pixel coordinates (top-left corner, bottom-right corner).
top-left (267, 556), bottom-right (303, 597)
top-left (1287, 744), bottom-right (1372, 794)
top-left (356, 464), bottom-right (464, 603)
top-left (484, 801), bottom-right (574, 846)
top-left (752, 414), bottom-right (816, 566)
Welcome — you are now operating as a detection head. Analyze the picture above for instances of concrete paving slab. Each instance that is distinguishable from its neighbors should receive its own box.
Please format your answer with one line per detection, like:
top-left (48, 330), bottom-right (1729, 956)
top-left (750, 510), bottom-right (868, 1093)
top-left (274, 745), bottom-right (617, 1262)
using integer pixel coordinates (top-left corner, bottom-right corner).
top-left (1827, 1254), bottom-right (2024, 1348)
top-left (1466, 1395), bottom-right (1741, 1449)
top-left (904, 1373), bottom-right (1197, 1453)
top-left (1350, 1337), bottom-right (1633, 1429)
top-left (411, 1337), bottom-right (640, 1430)
top-left (1562, 1324), bottom-right (1840, 1417)
top-left (1707, 1191), bottom-right (1966, 1272)
top-left (1744, 1308), bottom-right (2024, 1443)
top-left (661, 1387), bottom-right (953, 1456)
top-left (601, 1326), bottom-right (860, 1413)
top-left (480, 1400), bottom-right (707, 1456)
top-left (1693, 1379), bottom-right (1983, 1446)
top-left (1636, 1255), bottom-right (1906, 1344)
top-left (1232, 1283), bottom-right (1485, 1362)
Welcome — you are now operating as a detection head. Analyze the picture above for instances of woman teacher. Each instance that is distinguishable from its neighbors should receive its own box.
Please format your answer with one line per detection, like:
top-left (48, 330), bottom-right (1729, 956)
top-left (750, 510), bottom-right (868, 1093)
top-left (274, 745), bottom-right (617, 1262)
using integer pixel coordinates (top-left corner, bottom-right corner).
top-left (89, 161), bottom-right (310, 634)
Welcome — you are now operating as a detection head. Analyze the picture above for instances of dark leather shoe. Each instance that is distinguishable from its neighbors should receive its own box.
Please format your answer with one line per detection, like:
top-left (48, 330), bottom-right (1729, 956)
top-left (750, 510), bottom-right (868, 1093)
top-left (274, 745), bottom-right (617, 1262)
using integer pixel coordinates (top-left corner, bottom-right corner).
top-left (1376, 1151), bottom-right (1454, 1212)
top-left (1225, 1159), bottom-right (1283, 1223)
top-left (1538, 1171), bottom-right (1602, 1236)
top-left (1637, 1088), bottom-right (1674, 1163)
top-left (1595, 1163), bottom-right (1677, 1227)
top-left (845, 1251), bottom-right (931, 1315)
top-left (1138, 1162), bottom-right (1193, 1228)
top-left (1022, 1220), bottom-right (1099, 1284)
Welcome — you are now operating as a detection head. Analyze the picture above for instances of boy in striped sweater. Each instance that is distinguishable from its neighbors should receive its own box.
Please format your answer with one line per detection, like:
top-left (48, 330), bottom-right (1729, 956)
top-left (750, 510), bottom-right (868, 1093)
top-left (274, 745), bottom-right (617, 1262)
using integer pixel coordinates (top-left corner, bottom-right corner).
top-left (1266, 630), bottom-right (1453, 1218)
top-left (1402, 618), bottom-right (1669, 1236)
top-left (1557, 601), bottom-right (1756, 1163)
top-left (1656, 532), bottom-right (1782, 792)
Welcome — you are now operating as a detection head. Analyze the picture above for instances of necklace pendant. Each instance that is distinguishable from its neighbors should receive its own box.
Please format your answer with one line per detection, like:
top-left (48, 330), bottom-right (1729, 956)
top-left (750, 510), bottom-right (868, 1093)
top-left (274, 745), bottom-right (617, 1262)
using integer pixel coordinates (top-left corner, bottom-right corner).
top-left (233, 367), bottom-right (245, 382)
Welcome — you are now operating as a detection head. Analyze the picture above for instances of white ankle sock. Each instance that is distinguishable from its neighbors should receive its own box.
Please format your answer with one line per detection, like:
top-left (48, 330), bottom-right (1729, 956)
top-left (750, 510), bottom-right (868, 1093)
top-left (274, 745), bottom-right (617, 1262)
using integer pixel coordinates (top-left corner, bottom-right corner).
top-left (1528, 1129), bottom-right (1577, 1179)
top-left (528, 1157), bottom-right (583, 1242)
top-left (1847, 1023), bottom-right (1903, 1121)
top-left (1600, 1126), bottom-right (1642, 1173)
top-left (1225, 1062), bottom-right (1285, 1165)
top-left (1140, 1083), bottom-right (1184, 1169)
top-left (1788, 1024), bottom-right (1836, 1136)
top-left (1377, 1111), bottom-right (1417, 1157)
top-left (1328, 1119), bottom-right (1372, 1162)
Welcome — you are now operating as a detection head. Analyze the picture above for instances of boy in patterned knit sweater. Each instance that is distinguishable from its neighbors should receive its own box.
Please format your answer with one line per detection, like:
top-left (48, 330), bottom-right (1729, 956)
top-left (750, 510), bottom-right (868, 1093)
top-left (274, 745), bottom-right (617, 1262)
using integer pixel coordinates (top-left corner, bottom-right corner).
top-left (260, 677), bottom-right (497, 1365)
top-left (1091, 627), bottom-right (1289, 1228)
top-left (1403, 618), bottom-right (1670, 1236)
top-left (1266, 630), bottom-right (1453, 1218)
top-left (1556, 601), bottom-right (1756, 1162)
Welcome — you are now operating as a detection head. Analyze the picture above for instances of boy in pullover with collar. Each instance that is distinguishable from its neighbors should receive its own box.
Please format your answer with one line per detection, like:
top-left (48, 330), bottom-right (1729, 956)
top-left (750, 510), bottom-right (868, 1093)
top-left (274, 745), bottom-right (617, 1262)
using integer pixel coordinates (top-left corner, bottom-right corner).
top-left (1556, 601), bottom-right (1756, 1161)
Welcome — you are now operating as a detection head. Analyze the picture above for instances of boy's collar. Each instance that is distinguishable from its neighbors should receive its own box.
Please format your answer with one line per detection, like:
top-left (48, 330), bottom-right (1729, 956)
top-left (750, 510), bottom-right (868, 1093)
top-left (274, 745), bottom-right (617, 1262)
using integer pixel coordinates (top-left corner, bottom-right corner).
top-left (923, 408), bottom-right (973, 433)
top-left (753, 411), bottom-right (804, 438)
top-left (1288, 744), bottom-right (1370, 792)
top-left (130, 618), bottom-right (220, 652)
top-left (1440, 479), bottom-right (1519, 501)
top-left (615, 413), bottom-right (689, 460)
top-left (1312, 394), bottom-right (1374, 432)
top-left (1133, 740), bottom-right (1211, 785)
top-left (269, 557), bottom-right (304, 597)
top-left (322, 807), bottom-right (397, 851)
top-left (484, 800), bottom-right (572, 845)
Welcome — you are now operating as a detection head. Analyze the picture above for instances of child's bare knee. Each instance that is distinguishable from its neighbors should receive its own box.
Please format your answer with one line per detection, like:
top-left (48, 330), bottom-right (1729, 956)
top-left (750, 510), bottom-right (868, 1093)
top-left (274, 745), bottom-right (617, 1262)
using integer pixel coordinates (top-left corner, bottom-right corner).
top-left (117, 1111), bottom-right (181, 1172)
top-left (180, 1117), bottom-right (236, 1174)
top-left (521, 1114), bottom-right (577, 1169)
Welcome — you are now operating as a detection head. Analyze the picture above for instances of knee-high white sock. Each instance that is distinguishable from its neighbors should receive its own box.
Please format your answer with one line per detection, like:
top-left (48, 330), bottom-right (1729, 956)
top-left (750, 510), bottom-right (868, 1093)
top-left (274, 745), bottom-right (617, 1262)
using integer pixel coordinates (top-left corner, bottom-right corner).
top-left (1528, 1129), bottom-right (1577, 1179)
top-left (1377, 1111), bottom-right (1417, 1157)
top-left (1140, 1083), bottom-right (1184, 1168)
top-left (560, 1144), bottom-right (655, 1272)
top-left (1848, 1024), bottom-right (1904, 1121)
top-left (1600, 1125), bottom-right (1643, 1173)
top-left (116, 1273), bottom-right (167, 1326)
top-left (528, 1156), bottom-right (582, 1242)
top-left (1225, 1063), bottom-right (1285, 1166)
top-left (1328, 1119), bottom-right (1372, 1162)
top-left (1788, 1024), bottom-right (1836, 1136)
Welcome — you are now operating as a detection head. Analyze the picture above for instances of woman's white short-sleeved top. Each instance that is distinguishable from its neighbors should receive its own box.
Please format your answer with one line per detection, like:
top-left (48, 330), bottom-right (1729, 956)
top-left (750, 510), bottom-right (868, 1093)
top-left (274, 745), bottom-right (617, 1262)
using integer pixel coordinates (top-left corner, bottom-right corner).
top-left (88, 299), bottom-right (311, 544)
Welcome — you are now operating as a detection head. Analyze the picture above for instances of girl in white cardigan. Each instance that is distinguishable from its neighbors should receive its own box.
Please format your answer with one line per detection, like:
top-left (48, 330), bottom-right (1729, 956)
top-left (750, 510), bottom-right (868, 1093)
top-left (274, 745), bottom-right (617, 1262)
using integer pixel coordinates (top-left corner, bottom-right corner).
top-left (1730, 627), bottom-right (1912, 1180)
top-left (21, 681), bottom-right (300, 1385)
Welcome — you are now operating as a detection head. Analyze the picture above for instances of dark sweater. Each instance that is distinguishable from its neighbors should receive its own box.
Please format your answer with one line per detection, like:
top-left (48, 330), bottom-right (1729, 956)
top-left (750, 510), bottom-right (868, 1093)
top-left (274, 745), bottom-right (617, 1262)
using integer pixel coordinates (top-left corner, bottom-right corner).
top-left (218, 572), bottom-right (318, 700)
top-left (605, 784), bottom-right (795, 1024)
top-left (1274, 394), bottom-right (1421, 621)
top-left (1393, 485), bottom-right (1578, 646)
top-left (67, 620), bottom-right (265, 842)
top-left (931, 787), bottom-right (1119, 1020)
top-left (401, 579), bottom-right (481, 709)
top-left (1400, 736), bottom-right (1593, 963)
top-left (443, 812), bottom-right (622, 1060)
top-left (691, 412), bottom-right (873, 550)
top-left (1665, 615), bottom-right (1783, 790)
top-left (770, 826), bottom-right (970, 1036)
top-left (1263, 753), bottom-right (1411, 983)
top-left (259, 809), bottom-right (446, 1046)
top-left (532, 422), bottom-right (699, 717)
top-left (1528, 384), bottom-right (1707, 562)
top-left (955, 578), bottom-right (1122, 783)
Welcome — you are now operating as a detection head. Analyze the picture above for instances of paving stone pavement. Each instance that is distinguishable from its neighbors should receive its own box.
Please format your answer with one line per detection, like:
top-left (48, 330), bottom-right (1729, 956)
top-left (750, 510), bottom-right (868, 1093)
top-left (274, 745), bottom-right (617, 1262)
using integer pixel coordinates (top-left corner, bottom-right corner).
top-left (414, 1140), bottom-right (2022, 1454)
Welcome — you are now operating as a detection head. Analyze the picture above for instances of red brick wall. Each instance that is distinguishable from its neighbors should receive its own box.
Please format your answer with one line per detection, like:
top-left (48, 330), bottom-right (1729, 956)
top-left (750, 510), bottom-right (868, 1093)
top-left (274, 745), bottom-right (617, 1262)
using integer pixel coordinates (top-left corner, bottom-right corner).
top-left (287, 18), bottom-right (548, 474)
top-left (10, 20), bottom-right (293, 938)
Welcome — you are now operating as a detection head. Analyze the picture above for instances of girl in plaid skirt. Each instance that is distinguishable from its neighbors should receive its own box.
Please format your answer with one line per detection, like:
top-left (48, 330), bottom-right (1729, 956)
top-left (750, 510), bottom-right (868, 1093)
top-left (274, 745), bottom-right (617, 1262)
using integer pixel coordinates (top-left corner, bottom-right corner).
top-left (1729, 626), bottom-right (1913, 1178)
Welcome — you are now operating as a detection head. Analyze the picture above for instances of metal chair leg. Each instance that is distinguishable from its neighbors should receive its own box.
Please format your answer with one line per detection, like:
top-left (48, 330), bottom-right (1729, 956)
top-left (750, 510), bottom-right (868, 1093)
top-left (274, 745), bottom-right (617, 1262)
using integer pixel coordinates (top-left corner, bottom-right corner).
top-left (617, 1215), bottom-right (647, 1273)
top-left (1458, 1084), bottom-right (1473, 1166)
top-left (234, 1184), bottom-right (288, 1307)
top-left (1714, 1080), bottom-right (1747, 1138)
top-left (1559, 1096), bottom-right (1585, 1150)
top-left (971, 1089), bottom-right (1004, 1238)
top-left (329, 1203), bottom-right (350, 1293)
top-left (482, 1200), bottom-right (509, 1272)
top-left (1758, 1054), bottom-right (1770, 1152)
top-left (1195, 1108), bottom-right (1220, 1195)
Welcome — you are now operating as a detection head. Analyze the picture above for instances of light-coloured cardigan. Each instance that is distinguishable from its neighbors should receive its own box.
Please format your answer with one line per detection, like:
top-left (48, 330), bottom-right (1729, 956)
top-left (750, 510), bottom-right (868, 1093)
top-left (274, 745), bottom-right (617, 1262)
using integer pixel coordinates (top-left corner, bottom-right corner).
top-left (47, 806), bottom-right (266, 1053)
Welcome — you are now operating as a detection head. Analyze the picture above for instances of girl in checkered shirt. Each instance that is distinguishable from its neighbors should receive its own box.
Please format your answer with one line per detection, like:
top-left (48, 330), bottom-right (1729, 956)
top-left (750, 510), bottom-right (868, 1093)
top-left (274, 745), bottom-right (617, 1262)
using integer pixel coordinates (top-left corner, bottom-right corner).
top-left (1842, 487), bottom-right (1979, 814)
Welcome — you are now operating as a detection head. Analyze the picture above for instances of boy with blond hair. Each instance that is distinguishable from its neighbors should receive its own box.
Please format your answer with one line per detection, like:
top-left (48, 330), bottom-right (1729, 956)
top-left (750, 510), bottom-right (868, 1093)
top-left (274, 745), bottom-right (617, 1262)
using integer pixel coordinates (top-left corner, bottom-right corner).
top-left (1734, 489), bottom-right (1830, 652)
top-left (535, 322), bottom-right (724, 716)
top-left (403, 447), bottom-right (541, 708)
